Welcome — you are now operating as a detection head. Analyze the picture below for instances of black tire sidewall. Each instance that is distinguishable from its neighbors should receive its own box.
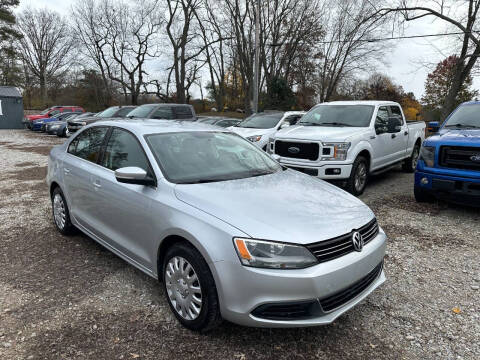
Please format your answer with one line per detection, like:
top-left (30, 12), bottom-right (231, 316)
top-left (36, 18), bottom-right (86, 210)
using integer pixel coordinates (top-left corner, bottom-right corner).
top-left (347, 156), bottom-right (368, 196)
top-left (162, 243), bottom-right (221, 332)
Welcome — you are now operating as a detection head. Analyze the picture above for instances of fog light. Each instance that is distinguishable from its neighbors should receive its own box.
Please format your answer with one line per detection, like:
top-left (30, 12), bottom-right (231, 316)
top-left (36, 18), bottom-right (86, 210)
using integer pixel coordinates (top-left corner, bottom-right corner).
top-left (326, 168), bottom-right (341, 175)
top-left (421, 177), bottom-right (429, 185)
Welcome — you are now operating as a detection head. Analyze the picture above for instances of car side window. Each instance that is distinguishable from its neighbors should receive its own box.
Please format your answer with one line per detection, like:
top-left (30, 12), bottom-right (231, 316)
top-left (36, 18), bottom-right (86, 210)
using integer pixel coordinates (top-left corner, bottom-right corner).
top-left (375, 107), bottom-right (389, 134)
top-left (151, 107), bottom-right (174, 120)
top-left (174, 106), bottom-right (193, 119)
top-left (390, 106), bottom-right (404, 123)
top-left (50, 110), bottom-right (60, 116)
top-left (101, 128), bottom-right (150, 172)
top-left (68, 127), bottom-right (108, 163)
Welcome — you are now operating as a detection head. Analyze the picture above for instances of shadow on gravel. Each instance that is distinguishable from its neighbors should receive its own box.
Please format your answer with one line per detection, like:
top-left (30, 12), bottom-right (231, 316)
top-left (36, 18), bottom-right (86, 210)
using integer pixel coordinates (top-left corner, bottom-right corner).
top-left (4, 166), bottom-right (47, 182)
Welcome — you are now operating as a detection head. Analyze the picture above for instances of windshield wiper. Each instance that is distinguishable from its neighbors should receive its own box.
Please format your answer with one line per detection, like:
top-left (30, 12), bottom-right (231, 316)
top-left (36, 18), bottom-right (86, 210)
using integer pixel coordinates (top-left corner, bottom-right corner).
top-left (318, 122), bottom-right (354, 127)
top-left (445, 123), bottom-right (480, 128)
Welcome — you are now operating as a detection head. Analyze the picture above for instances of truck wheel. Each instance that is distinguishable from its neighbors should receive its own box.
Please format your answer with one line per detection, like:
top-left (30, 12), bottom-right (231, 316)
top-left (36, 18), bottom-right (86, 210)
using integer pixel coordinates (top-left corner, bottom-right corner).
top-left (414, 186), bottom-right (435, 203)
top-left (403, 143), bottom-right (420, 173)
top-left (346, 156), bottom-right (369, 196)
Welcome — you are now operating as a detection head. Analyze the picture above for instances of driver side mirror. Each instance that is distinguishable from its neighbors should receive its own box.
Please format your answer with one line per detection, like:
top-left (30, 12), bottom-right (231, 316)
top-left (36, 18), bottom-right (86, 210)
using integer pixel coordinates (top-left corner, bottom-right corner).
top-left (280, 122), bottom-right (290, 129)
top-left (387, 117), bottom-right (402, 133)
top-left (115, 167), bottom-right (155, 186)
top-left (427, 121), bottom-right (440, 132)
top-left (375, 122), bottom-right (387, 135)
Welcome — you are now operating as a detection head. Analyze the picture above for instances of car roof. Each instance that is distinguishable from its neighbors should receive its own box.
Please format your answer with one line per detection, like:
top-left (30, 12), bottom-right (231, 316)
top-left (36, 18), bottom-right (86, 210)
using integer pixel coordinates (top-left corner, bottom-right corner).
top-left (137, 103), bottom-right (192, 107)
top-left (92, 119), bottom-right (228, 136)
top-left (322, 100), bottom-right (398, 106)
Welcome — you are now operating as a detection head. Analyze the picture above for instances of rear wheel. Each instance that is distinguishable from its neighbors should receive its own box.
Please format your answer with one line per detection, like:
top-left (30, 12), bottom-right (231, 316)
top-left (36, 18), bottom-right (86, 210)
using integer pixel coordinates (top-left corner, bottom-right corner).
top-left (403, 143), bottom-right (420, 173)
top-left (162, 242), bottom-right (222, 332)
top-left (414, 186), bottom-right (435, 203)
top-left (345, 156), bottom-right (369, 196)
top-left (51, 187), bottom-right (75, 235)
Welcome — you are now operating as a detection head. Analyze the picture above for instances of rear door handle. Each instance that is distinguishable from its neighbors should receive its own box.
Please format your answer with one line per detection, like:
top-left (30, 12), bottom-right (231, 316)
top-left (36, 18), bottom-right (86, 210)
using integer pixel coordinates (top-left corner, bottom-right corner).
top-left (64, 168), bottom-right (71, 174)
top-left (93, 180), bottom-right (102, 189)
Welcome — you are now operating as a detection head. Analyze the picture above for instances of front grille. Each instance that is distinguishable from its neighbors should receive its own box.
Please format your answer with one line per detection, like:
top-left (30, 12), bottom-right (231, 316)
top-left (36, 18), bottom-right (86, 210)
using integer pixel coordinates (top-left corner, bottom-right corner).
top-left (306, 218), bottom-right (379, 264)
top-left (275, 141), bottom-right (319, 160)
top-left (251, 300), bottom-right (322, 320)
top-left (320, 261), bottom-right (383, 312)
top-left (440, 146), bottom-right (480, 171)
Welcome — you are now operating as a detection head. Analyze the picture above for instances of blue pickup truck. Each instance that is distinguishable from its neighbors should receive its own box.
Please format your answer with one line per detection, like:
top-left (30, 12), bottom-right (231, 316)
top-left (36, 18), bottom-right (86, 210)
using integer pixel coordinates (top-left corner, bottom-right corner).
top-left (415, 101), bottom-right (480, 206)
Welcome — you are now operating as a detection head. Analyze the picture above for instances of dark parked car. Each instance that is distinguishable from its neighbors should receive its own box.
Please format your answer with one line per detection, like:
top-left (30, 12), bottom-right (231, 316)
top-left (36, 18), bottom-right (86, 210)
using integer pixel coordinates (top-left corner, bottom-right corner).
top-left (34, 112), bottom-right (77, 132)
top-left (197, 117), bottom-right (241, 128)
top-left (67, 106), bottom-right (136, 134)
top-left (46, 112), bottom-right (95, 136)
top-left (126, 103), bottom-right (197, 121)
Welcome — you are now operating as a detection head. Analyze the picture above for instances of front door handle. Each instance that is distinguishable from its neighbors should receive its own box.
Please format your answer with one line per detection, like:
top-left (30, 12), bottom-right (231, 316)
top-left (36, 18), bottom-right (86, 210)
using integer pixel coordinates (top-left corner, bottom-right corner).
top-left (404, 131), bottom-right (409, 136)
top-left (64, 168), bottom-right (71, 174)
top-left (391, 134), bottom-right (396, 139)
top-left (93, 181), bottom-right (102, 189)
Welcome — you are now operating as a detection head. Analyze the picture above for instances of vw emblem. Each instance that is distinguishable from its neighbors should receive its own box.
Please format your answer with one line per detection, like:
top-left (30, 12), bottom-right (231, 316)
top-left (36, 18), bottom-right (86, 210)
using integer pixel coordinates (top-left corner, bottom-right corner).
top-left (288, 146), bottom-right (300, 154)
top-left (470, 154), bottom-right (480, 163)
top-left (352, 231), bottom-right (364, 252)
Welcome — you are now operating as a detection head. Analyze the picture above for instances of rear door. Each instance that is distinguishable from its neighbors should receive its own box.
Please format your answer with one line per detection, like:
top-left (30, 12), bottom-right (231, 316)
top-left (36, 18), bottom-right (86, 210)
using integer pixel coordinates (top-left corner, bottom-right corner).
top-left (90, 127), bottom-right (156, 269)
top-left (63, 126), bottom-right (109, 228)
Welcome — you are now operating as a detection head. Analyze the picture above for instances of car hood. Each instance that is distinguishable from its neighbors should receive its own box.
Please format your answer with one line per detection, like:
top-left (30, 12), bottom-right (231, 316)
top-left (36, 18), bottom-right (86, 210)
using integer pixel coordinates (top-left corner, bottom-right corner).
top-left (426, 129), bottom-right (480, 146)
top-left (174, 170), bottom-right (375, 244)
top-left (69, 116), bottom-right (98, 124)
top-left (229, 127), bottom-right (275, 138)
top-left (48, 121), bottom-right (64, 126)
top-left (275, 125), bottom-right (368, 142)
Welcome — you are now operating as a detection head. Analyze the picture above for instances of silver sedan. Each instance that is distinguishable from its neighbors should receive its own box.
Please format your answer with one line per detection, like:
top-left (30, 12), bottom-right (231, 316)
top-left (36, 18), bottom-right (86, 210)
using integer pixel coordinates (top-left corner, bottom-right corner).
top-left (47, 119), bottom-right (386, 331)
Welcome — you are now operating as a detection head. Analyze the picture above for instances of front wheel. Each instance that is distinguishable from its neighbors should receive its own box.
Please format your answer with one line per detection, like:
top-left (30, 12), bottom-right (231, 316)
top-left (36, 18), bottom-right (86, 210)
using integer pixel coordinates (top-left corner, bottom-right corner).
top-left (403, 143), bottom-right (420, 173)
top-left (345, 156), bottom-right (369, 196)
top-left (162, 242), bottom-right (222, 332)
top-left (51, 187), bottom-right (75, 235)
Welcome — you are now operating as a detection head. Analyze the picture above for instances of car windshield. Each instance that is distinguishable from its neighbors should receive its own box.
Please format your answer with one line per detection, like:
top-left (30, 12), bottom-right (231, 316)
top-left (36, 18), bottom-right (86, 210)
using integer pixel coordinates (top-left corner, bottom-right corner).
top-left (236, 113), bottom-right (283, 129)
top-left (41, 108), bottom-right (52, 115)
top-left (299, 105), bottom-right (374, 127)
top-left (127, 105), bottom-right (157, 118)
top-left (146, 131), bottom-right (282, 184)
top-left (96, 107), bottom-right (120, 118)
top-left (444, 104), bottom-right (480, 128)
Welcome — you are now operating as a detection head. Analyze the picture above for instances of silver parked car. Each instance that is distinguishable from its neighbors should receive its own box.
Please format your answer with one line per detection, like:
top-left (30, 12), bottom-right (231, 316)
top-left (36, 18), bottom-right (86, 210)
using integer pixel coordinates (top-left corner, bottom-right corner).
top-left (47, 120), bottom-right (386, 331)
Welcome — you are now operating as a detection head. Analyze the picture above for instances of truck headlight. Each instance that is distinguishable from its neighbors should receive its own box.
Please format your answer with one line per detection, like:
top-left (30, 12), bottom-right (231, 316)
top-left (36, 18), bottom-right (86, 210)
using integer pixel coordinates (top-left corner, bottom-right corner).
top-left (247, 135), bottom-right (262, 142)
top-left (419, 145), bottom-right (435, 167)
top-left (233, 238), bottom-right (318, 269)
top-left (321, 142), bottom-right (351, 161)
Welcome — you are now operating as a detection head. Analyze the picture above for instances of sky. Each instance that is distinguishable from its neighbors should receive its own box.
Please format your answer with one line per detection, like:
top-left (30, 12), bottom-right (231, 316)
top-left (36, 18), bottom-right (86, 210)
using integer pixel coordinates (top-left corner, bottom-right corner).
top-left (16, 0), bottom-right (480, 101)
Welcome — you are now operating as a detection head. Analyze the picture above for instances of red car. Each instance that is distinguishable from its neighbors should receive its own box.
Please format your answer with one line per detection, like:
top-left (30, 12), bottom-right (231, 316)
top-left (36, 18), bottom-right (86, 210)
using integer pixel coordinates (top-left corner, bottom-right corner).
top-left (24, 106), bottom-right (85, 128)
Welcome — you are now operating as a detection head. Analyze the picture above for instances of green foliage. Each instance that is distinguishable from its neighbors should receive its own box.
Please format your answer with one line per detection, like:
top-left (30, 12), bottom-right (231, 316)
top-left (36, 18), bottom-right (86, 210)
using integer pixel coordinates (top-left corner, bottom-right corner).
top-left (0, 0), bottom-right (21, 42)
top-left (422, 55), bottom-right (479, 121)
top-left (263, 76), bottom-right (295, 111)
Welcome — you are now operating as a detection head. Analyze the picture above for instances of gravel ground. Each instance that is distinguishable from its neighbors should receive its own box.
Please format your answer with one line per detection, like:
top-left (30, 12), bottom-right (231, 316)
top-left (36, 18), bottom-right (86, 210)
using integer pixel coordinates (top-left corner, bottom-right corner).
top-left (0, 130), bottom-right (479, 360)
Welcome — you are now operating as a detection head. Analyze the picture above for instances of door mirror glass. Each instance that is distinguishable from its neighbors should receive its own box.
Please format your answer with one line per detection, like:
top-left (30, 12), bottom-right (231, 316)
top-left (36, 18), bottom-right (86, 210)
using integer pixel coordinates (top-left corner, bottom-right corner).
top-left (280, 122), bottom-right (290, 129)
top-left (428, 121), bottom-right (440, 132)
top-left (115, 167), bottom-right (154, 185)
top-left (387, 117), bottom-right (402, 133)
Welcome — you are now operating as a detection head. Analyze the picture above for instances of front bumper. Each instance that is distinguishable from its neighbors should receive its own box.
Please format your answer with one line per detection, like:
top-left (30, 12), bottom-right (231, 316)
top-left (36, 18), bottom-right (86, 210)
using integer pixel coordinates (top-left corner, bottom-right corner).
top-left (278, 159), bottom-right (353, 180)
top-left (415, 170), bottom-right (480, 206)
top-left (212, 230), bottom-right (386, 327)
top-left (67, 124), bottom-right (83, 133)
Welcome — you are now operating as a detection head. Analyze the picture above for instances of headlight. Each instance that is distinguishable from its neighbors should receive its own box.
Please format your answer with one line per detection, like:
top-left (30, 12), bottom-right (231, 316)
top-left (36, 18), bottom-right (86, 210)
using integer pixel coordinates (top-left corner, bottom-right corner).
top-left (233, 238), bottom-right (318, 269)
top-left (247, 135), bottom-right (262, 142)
top-left (321, 142), bottom-right (351, 161)
top-left (419, 145), bottom-right (435, 167)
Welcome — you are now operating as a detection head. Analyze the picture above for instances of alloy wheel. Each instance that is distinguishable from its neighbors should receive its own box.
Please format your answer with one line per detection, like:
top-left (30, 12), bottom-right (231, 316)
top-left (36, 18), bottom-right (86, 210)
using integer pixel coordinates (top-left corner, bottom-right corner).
top-left (412, 147), bottom-right (419, 170)
top-left (165, 256), bottom-right (203, 320)
top-left (53, 193), bottom-right (66, 229)
top-left (354, 162), bottom-right (367, 193)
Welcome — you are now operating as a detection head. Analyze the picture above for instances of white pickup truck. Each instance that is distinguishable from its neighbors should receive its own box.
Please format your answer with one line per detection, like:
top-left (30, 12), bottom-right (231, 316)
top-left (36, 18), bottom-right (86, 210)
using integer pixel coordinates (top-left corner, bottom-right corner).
top-left (267, 101), bottom-right (426, 195)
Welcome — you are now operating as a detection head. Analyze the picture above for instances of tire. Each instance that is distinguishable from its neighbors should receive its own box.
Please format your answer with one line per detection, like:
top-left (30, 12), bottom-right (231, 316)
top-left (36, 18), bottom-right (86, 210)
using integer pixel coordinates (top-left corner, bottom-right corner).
top-left (345, 156), bottom-right (369, 196)
top-left (60, 128), bottom-right (67, 137)
top-left (51, 187), bottom-right (75, 235)
top-left (414, 186), bottom-right (435, 203)
top-left (162, 242), bottom-right (222, 332)
top-left (403, 143), bottom-right (420, 173)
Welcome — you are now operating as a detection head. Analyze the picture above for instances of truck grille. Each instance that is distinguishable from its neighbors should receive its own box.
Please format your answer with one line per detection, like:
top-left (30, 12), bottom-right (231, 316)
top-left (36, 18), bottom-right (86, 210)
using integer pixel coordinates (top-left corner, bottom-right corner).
top-left (319, 261), bottom-right (383, 312)
top-left (306, 218), bottom-right (379, 263)
top-left (439, 146), bottom-right (480, 171)
top-left (274, 141), bottom-right (319, 160)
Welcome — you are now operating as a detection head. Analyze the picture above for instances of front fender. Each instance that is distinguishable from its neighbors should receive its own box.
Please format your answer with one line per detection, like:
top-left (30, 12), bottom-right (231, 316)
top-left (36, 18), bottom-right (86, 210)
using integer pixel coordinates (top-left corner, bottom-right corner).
top-left (348, 140), bottom-right (373, 167)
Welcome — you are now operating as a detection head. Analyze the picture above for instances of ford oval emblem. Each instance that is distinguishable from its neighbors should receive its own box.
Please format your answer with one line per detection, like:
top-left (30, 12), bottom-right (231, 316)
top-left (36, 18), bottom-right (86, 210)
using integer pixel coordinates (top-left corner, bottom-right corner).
top-left (471, 154), bottom-right (480, 163)
top-left (288, 146), bottom-right (300, 154)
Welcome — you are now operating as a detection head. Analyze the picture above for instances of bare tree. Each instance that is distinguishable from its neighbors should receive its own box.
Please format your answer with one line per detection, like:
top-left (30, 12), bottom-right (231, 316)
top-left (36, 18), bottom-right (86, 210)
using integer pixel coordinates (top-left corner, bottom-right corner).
top-left (378, 0), bottom-right (480, 118)
top-left (17, 8), bottom-right (73, 105)
top-left (315, 0), bottom-right (390, 102)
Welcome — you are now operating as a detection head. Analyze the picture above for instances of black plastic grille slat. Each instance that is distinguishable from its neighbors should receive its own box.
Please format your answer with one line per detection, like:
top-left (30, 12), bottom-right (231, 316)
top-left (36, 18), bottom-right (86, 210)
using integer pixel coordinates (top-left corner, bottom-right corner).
top-left (320, 262), bottom-right (383, 312)
top-left (274, 141), bottom-right (319, 160)
top-left (306, 219), bottom-right (379, 263)
top-left (440, 146), bottom-right (480, 171)
top-left (252, 300), bottom-right (321, 320)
